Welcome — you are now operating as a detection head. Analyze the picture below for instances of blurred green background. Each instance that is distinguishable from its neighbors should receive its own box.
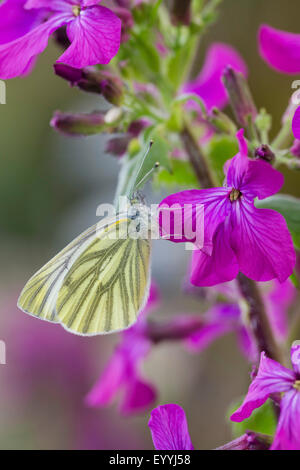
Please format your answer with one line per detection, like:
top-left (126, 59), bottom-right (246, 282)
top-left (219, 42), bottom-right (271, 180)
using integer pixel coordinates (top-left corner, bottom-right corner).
top-left (0, 0), bottom-right (300, 450)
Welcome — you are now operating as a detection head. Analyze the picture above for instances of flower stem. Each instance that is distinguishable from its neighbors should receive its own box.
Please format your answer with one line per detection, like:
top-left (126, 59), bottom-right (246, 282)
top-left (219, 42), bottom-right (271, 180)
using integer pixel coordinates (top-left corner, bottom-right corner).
top-left (215, 432), bottom-right (272, 450)
top-left (180, 122), bottom-right (215, 188)
top-left (236, 273), bottom-right (283, 364)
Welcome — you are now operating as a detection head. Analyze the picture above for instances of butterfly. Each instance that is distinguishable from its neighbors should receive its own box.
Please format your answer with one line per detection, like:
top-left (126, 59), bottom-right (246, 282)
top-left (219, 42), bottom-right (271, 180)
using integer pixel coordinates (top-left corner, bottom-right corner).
top-left (18, 206), bottom-right (152, 336)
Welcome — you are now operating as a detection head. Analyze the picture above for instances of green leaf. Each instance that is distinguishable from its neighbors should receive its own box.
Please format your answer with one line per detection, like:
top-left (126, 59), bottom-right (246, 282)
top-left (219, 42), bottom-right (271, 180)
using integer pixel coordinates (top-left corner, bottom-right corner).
top-left (154, 158), bottom-right (198, 190)
top-left (228, 398), bottom-right (277, 438)
top-left (256, 194), bottom-right (300, 250)
top-left (206, 135), bottom-right (238, 185)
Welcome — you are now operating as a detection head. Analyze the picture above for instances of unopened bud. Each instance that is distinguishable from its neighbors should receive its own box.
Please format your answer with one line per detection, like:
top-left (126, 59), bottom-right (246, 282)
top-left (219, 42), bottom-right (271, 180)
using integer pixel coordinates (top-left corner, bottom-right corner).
top-left (222, 66), bottom-right (257, 128)
top-left (54, 64), bottom-right (124, 106)
top-left (50, 111), bottom-right (105, 136)
top-left (170, 0), bottom-right (192, 25)
top-left (210, 107), bottom-right (237, 134)
top-left (290, 139), bottom-right (300, 158)
top-left (255, 144), bottom-right (275, 163)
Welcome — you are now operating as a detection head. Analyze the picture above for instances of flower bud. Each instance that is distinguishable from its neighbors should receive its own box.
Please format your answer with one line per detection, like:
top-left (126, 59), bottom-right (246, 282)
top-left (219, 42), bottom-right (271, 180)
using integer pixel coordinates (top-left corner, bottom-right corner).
top-left (113, 7), bottom-right (134, 43)
top-left (54, 64), bottom-right (124, 106)
top-left (290, 139), bottom-right (300, 158)
top-left (255, 144), bottom-right (275, 163)
top-left (222, 66), bottom-right (257, 128)
top-left (50, 111), bottom-right (106, 136)
top-left (170, 0), bottom-right (192, 26)
top-left (210, 107), bottom-right (237, 134)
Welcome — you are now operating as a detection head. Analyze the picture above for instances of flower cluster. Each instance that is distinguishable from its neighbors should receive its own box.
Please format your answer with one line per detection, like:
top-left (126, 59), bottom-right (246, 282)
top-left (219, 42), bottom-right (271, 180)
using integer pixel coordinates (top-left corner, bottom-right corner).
top-left (3, 0), bottom-right (300, 451)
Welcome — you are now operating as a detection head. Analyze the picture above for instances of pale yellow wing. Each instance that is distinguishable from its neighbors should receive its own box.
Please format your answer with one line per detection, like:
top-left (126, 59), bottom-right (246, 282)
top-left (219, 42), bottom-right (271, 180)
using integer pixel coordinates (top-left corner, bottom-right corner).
top-left (56, 219), bottom-right (151, 336)
top-left (17, 223), bottom-right (100, 322)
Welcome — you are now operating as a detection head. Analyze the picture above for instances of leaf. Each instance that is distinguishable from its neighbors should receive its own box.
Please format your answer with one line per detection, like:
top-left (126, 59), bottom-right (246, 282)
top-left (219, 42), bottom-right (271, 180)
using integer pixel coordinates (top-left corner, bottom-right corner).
top-left (154, 158), bottom-right (198, 190)
top-left (256, 194), bottom-right (300, 250)
top-left (206, 135), bottom-right (238, 185)
top-left (228, 398), bottom-right (277, 438)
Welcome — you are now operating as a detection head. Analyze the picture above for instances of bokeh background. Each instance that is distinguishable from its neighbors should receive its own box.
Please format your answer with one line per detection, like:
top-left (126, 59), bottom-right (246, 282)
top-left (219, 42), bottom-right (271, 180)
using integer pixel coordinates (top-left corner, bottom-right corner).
top-left (0, 0), bottom-right (300, 450)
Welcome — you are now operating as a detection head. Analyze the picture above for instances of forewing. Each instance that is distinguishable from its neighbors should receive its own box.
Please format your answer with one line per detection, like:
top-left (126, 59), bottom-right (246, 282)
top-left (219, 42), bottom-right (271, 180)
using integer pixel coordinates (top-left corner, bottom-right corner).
top-left (17, 223), bottom-right (99, 322)
top-left (56, 219), bottom-right (151, 335)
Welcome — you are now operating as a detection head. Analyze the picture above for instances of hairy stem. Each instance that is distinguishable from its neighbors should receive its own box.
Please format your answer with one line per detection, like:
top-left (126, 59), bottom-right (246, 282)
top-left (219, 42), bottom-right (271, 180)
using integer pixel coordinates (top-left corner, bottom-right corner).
top-left (181, 123), bottom-right (215, 188)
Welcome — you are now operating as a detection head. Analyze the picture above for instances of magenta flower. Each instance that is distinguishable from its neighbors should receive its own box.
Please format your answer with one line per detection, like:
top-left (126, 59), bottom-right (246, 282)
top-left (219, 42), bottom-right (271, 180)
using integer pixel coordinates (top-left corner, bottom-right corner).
top-left (0, 0), bottom-right (121, 79)
top-left (183, 43), bottom-right (247, 112)
top-left (259, 24), bottom-right (300, 74)
top-left (85, 284), bottom-right (159, 415)
top-left (231, 342), bottom-right (300, 450)
top-left (148, 404), bottom-right (194, 450)
top-left (186, 279), bottom-right (295, 362)
top-left (159, 129), bottom-right (296, 286)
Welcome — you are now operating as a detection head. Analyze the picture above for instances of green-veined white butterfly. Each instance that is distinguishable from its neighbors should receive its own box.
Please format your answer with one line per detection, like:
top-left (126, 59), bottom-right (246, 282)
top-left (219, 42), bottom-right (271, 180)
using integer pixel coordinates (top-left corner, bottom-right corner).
top-left (18, 205), bottom-right (152, 336)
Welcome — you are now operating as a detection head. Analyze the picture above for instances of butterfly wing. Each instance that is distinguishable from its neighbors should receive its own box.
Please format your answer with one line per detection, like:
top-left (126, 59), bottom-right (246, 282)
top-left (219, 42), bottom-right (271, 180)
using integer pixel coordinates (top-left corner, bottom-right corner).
top-left (17, 223), bottom-right (100, 322)
top-left (56, 218), bottom-right (151, 335)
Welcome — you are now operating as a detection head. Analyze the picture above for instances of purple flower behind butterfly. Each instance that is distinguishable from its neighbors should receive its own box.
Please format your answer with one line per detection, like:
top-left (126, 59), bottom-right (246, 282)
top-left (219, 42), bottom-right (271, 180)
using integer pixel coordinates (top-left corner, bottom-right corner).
top-left (0, 0), bottom-right (121, 79)
top-left (159, 129), bottom-right (296, 287)
top-left (85, 284), bottom-right (159, 415)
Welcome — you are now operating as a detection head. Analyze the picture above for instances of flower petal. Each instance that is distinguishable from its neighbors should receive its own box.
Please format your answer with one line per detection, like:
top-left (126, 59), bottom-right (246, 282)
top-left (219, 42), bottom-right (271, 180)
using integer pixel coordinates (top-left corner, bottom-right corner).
top-left (0, 0), bottom-right (44, 44)
top-left (57, 5), bottom-right (121, 67)
top-left (0, 13), bottom-right (70, 79)
top-left (183, 43), bottom-right (247, 112)
top-left (230, 201), bottom-right (296, 283)
top-left (159, 188), bottom-right (230, 254)
top-left (231, 352), bottom-right (295, 422)
top-left (226, 129), bottom-right (250, 189)
top-left (191, 222), bottom-right (239, 287)
top-left (292, 106), bottom-right (300, 140)
top-left (148, 404), bottom-right (194, 450)
top-left (185, 304), bottom-right (240, 352)
top-left (259, 24), bottom-right (300, 74)
top-left (120, 378), bottom-right (157, 415)
top-left (291, 342), bottom-right (300, 376)
top-left (271, 389), bottom-right (300, 450)
top-left (226, 129), bottom-right (283, 199)
top-left (85, 352), bottom-right (126, 407)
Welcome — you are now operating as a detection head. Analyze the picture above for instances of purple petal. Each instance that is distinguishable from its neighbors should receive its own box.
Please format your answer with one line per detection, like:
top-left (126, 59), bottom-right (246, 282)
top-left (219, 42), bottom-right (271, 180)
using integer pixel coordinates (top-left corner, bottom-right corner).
top-left (25, 0), bottom-right (72, 10)
top-left (239, 159), bottom-right (284, 200)
top-left (292, 106), bottom-right (300, 140)
top-left (159, 188), bottom-right (230, 254)
top-left (120, 379), bottom-right (157, 415)
top-left (291, 342), bottom-right (300, 376)
top-left (0, 13), bottom-right (70, 79)
top-left (191, 222), bottom-right (239, 287)
top-left (183, 43), bottom-right (247, 112)
top-left (0, 0), bottom-right (45, 44)
top-left (259, 24), bottom-right (300, 74)
top-left (85, 352), bottom-right (126, 407)
top-left (148, 404), bottom-right (194, 450)
top-left (226, 129), bottom-right (284, 199)
top-left (271, 389), bottom-right (300, 450)
top-left (230, 201), bottom-right (296, 283)
top-left (226, 129), bottom-right (250, 189)
top-left (57, 6), bottom-right (121, 68)
top-left (231, 352), bottom-right (295, 422)
top-left (186, 321), bottom-right (234, 352)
